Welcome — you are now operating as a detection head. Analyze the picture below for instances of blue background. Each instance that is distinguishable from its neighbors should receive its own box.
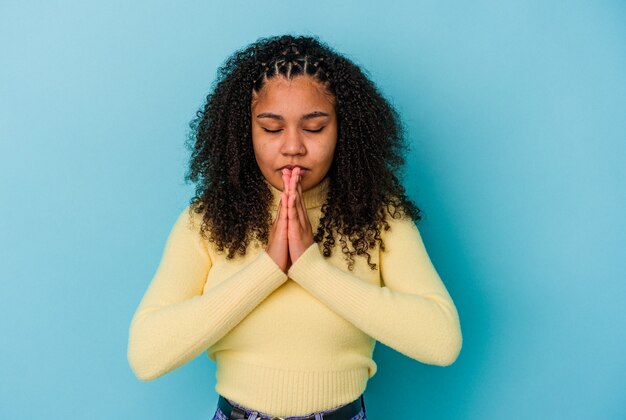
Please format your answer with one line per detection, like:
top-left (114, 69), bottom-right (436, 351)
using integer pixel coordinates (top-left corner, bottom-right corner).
top-left (1, 1), bottom-right (624, 419)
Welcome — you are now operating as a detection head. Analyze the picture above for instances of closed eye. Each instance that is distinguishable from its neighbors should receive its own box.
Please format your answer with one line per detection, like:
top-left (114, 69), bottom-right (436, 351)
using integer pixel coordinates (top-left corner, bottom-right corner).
top-left (262, 127), bottom-right (325, 133)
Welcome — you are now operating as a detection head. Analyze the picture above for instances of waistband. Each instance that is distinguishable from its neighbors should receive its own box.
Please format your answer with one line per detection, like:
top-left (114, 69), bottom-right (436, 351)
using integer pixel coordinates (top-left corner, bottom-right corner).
top-left (215, 359), bottom-right (371, 415)
top-left (217, 394), bottom-right (365, 420)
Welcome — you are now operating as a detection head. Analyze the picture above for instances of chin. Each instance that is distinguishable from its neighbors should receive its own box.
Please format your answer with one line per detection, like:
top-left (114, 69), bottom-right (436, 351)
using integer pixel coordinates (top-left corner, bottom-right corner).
top-left (301, 179), bottom-right (320, 192)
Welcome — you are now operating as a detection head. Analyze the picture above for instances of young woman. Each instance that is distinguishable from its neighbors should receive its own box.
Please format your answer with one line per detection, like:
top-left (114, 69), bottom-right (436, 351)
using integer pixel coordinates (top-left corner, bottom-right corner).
top-left (128, 34), bottom-right (462, 420)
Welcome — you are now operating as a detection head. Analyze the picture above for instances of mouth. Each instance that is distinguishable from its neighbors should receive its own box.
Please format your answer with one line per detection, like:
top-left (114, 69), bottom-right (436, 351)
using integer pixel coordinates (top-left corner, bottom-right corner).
top-left (279, 165), bottom-right (308, 173)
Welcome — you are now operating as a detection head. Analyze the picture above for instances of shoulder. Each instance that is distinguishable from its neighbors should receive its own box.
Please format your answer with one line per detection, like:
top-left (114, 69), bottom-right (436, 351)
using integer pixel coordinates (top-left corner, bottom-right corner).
top-left (378, 194), bottom-right (422, 236)
top-left (180, 204), bottom-right (206, 231)
top-left (168, 204), bottom-right (209, 245)
top-left (380, 211), bottom-right (423, 251)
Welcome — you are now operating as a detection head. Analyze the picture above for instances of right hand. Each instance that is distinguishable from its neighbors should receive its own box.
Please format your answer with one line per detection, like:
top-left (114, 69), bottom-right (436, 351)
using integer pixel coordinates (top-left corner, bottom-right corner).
top-left (267, 169), bottom-right (291, 272)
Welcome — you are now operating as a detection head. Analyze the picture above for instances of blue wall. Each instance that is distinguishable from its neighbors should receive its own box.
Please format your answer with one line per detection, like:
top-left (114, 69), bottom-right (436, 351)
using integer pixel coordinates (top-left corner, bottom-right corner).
top-left (1, 1), bottom-right (624, 419)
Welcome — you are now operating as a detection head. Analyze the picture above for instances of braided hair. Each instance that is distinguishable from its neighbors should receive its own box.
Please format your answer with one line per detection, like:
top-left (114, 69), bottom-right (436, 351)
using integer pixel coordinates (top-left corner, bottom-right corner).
top-left (185, 34), bottom-right (422, 270)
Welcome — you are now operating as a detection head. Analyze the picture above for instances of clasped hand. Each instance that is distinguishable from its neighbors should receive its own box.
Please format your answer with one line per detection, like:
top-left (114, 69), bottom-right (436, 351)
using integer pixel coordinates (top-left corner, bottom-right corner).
top-left (267, 167), bottom-right (314, 273)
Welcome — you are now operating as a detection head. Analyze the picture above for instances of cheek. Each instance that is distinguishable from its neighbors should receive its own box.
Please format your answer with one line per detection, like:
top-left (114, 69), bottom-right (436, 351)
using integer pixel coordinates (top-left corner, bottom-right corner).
top-left (253, 143), bottom-right (278, 173)
top-left (323, 149), bottom-right (335, 166)
top-left (318, 139), bottom-right (337, 167)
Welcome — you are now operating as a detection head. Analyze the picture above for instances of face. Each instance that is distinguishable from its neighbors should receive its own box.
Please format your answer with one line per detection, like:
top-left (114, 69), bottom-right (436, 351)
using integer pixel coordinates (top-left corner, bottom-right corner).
top-left (251, 75), bottom-right (338, 192)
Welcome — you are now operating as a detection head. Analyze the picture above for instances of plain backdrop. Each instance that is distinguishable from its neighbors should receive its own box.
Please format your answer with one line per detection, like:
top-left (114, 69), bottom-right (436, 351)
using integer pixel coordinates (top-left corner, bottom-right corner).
top-left (1, 1), bottom-right (625, 419)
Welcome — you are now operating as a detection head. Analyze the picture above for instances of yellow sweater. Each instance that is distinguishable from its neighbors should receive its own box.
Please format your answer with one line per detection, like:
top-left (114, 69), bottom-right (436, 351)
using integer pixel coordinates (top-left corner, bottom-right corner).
top-left (127, 177), bottom-right (462, 417)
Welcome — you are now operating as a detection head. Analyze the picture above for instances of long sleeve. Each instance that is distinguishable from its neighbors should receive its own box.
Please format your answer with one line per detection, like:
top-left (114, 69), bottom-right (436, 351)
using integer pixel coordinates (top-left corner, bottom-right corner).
top-left (127, 206), bottom-right (288, 381)
top-left (287, 215), bottom-right (462, 366)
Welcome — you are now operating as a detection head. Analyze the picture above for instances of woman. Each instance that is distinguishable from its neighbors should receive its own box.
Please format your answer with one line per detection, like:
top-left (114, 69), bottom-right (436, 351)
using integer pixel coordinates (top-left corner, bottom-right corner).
top-left (128, 34), bottom-right (462, 420)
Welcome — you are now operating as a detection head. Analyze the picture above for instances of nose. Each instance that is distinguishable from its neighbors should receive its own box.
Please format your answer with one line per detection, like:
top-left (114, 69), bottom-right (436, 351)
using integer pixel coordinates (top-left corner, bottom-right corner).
top-left (279, 128), bottom-right (306, 156)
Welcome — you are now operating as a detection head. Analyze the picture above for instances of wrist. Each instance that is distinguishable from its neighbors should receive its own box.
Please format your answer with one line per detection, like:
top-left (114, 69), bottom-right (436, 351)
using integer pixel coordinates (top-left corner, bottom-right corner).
top-left (291, 240), bottom-right (316, 264)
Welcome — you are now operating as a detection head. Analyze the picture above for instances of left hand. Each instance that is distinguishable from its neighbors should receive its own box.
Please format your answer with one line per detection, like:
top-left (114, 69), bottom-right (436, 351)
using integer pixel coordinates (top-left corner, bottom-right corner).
top-left (285, 166), bottom-right (314, 264)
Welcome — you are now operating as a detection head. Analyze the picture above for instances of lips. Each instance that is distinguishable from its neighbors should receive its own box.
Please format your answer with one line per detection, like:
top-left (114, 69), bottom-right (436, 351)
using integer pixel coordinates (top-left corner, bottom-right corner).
top-left (279, 165), bottom-right (308, 173)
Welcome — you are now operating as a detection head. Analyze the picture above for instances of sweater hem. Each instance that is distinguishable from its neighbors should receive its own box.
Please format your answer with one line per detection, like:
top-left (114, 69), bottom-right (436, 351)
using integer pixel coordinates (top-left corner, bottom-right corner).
top-left (215, 359), bottom-right (368, 417)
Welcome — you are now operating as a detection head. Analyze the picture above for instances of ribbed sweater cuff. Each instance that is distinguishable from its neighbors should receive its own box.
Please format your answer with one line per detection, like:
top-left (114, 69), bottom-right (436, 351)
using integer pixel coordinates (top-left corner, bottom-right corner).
top-left (287, 244), bottom-right (370, 318)
top-left (243, 251), bottom-right (289, 290)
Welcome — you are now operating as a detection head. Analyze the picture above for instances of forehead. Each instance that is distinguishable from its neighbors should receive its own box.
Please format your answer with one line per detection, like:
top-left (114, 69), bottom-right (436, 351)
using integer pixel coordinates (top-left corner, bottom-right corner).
top-left (251, 76), bottom-right (335, 111)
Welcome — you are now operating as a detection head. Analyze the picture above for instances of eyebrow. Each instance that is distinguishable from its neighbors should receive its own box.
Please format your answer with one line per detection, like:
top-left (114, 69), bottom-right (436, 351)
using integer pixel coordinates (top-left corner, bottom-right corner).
top-left (256, 111), bottom-right (330, 121)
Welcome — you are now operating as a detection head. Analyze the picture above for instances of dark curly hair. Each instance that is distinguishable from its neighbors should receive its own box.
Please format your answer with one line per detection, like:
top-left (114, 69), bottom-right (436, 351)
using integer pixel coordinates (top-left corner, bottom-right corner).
top-left (184, 34), bottom-right (422, 271)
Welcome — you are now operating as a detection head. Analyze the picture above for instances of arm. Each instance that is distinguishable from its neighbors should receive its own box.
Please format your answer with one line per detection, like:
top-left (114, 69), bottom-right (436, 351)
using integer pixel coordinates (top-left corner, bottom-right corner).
top-left (127, 206), bottom-right (288, 381)
top-left (287, 215), bottom-right (462, 366)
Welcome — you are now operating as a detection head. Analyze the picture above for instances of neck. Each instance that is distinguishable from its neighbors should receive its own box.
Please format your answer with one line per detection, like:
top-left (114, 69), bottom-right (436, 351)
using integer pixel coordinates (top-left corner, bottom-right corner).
top-left (265, 177), bottom-right (330, 210)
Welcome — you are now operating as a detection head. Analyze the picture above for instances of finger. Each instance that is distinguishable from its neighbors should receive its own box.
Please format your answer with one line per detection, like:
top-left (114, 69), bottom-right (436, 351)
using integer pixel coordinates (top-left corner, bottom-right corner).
top-left (282, 170), bottom-right (291, 192)
top-left (289, 167), bottom-right (299, 194)
top-left (287, 167), bottom-right (299, 220)
top-left (295, 177), bottom-right (308, 229)
top-left (281, 191), bottom-right (288, 222)
top-left (274, 198), bottom-right (281, 224)
top-left (288, 187), bottom-right (298, 222)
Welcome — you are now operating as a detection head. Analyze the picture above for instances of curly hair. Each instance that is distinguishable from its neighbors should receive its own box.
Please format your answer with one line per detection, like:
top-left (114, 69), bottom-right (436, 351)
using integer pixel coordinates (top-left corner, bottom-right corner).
top-left (184, 34), bottom-right (422, 271)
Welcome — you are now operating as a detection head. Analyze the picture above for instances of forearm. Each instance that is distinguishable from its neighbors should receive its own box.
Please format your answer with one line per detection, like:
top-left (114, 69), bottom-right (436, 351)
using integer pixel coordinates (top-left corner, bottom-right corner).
top-left (288, 244), bottom-right (461, 365)
top-left (128, 251), bottom-right (287, 380)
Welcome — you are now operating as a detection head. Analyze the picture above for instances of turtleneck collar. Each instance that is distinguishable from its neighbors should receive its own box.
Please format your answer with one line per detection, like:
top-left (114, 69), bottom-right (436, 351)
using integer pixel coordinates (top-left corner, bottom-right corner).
top-left (265, 176), bottom-right (330, 210)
